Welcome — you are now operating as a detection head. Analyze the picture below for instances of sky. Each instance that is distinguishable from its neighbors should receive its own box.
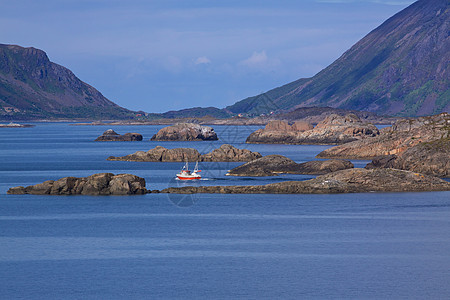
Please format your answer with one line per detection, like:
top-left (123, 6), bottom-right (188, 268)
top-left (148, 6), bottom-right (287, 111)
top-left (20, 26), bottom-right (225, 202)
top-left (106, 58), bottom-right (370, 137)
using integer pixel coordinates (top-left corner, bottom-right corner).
top-left (1, 0), bottom-right (415, 113)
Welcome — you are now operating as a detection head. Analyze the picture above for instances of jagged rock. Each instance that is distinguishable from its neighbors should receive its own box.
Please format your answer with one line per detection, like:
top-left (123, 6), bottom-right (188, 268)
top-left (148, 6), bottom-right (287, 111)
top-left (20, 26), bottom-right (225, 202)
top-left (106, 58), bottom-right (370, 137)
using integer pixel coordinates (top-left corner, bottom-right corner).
top-left (318, 113), bottom-right (450, 159)
top-left (108, 144), bottom-right (261, 162)
top-left (161, 168), bottom-right (450, 194)
top-left (246, 114), bottom-right (378, 144)
top-left (150, 123), bottom-right (218, 141)
top-left (365, 138), bottom-right (450, 177)
top-left (7, 173), bottom-right (147, 195)
top-left (226, 155), bottom-right (353, 176)
top-left (200, 144), bottom-right (262, 162)
top-left (95, 129), bottom-right (143, 141)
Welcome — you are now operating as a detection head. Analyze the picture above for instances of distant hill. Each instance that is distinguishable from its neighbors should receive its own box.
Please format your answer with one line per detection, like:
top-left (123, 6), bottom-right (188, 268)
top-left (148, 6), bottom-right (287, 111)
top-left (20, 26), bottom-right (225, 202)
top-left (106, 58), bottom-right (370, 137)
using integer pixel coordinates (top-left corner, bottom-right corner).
top-left (147, 106), bottom-right (231, 119)
top-left (226, 0), bottom-right (449, 117)
top-left (0, 44), bottom-right (133, 120)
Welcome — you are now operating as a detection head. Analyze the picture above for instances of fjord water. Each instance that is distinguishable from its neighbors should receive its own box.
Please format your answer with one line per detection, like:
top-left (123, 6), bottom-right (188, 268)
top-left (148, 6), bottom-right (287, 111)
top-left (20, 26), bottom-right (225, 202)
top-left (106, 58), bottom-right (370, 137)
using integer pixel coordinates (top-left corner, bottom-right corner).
top-left (1, 123), bottom-right (449, 299)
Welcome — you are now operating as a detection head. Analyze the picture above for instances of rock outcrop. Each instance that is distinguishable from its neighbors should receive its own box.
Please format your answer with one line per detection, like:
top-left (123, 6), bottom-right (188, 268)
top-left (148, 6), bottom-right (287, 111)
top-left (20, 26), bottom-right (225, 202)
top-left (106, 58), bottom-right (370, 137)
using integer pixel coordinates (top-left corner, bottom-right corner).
top-left (227, 155), bottom-right (354, 176)
top-left (7, 173), bottom-right (148, 195)
top-left (318, 113), bottom-right (450, 159)
top-left (246, 114), bottom-right (378, 144)
top-left (150, 123), bottom-right (218, 141)
top-left (200, 144), bottom-right (262, 162)
top-left (162, 168), bottom-right (450, 194)
top-left (365, 138), bottom-right (450, 177)
top-left (95, 129), bottom-right (143, 141)
top-left (108, 146), bottom-right (201, 162)
top-left (108, 144), bottom-right (262, 162)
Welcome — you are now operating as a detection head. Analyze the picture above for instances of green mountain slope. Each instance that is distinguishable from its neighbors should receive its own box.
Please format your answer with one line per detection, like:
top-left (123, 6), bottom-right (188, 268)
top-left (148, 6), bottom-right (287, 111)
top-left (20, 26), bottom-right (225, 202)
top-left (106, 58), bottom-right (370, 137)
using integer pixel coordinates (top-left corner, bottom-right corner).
top-left (226, 0), bottom-right (449, 117)
top-left (0, 44), bottom-right (133, 120)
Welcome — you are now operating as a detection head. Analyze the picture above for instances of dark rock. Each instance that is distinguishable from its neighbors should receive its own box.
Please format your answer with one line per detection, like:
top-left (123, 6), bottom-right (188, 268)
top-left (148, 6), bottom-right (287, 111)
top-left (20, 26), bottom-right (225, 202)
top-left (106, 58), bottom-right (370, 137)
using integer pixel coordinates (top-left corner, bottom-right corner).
top-left (7, 173), bottom-right (147, 195)
top-left (227, 155), bottom-right (297, 176)
top-left (318, 113), bottom-right (450, 159)
top-left (95, 129), bottom-right (143, 141)
top-left (295, 160), bottom-right (355, 175)
top-left (161, 168), bottom-right (450, 194)
top-left (150, 123), bottom-right (218, 141)
top-left (227, 155), bottom-right (353, 176)
top-left (365, 155), bottom-right (399, 169)
top-left (246, 114), bottom-right (378, 145)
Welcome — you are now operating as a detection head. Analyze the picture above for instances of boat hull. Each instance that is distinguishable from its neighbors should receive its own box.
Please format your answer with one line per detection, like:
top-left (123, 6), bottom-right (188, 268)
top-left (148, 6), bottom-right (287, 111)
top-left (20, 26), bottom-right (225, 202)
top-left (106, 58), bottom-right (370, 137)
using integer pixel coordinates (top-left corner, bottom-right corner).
top-left (176, 175), bottom-right (201, 180)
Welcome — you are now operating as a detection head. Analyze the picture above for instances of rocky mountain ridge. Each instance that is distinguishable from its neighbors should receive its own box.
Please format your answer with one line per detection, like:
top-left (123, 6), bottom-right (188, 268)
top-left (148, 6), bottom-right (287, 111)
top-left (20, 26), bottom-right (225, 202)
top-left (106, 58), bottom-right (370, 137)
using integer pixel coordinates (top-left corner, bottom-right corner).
top-left (0, 44), bottom-right (132, 120)
top-left (226, 0), bottom-right (449, 117)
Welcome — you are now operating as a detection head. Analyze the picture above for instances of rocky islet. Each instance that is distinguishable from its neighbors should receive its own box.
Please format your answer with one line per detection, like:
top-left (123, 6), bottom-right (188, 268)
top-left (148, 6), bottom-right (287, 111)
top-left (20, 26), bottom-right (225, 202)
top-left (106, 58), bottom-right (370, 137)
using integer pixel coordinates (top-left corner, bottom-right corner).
top-left (317, 113), bottom-right (450, 159)
top-left (95, 129), bottom-right (143, 141)
top-left (226, 155), bottom-right (354, 176)
top-left (108, 144), bottom-right (262, 162)
top-left (246, 114), bottom-right (379, 144)
top-left (7, 173), bottom-right (148, 195)
top-left (162, 168), bottom-right (450, 194)
top-left (150, 123), bottom-right (218, 141)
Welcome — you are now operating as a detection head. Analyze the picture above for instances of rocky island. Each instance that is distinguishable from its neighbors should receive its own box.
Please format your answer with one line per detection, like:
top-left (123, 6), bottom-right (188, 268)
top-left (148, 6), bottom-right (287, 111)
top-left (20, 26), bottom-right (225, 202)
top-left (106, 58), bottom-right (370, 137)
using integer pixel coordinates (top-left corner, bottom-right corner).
top-left (0, 122), bottom-right (35, 128)
top-left (151, 123), bottom-right (218, 141)
top-left (162, 168), bottom-right (450, 194)
top-left (226, 155), bottom-right (353, 176)
top-left (10, 168), bottom-right (449, 196)
top-left (108, 144), bottom-right (262, 162)
top-left (7, 173), bottom-right (148, 195)
top-left (366, 137), bottom-right (450, 178)
top-left (318, 113), bottom-right (449, 159)
top-left (95, 129), bottom-right (143, 141)
top-left (246, 114), bottom-right (379, 144)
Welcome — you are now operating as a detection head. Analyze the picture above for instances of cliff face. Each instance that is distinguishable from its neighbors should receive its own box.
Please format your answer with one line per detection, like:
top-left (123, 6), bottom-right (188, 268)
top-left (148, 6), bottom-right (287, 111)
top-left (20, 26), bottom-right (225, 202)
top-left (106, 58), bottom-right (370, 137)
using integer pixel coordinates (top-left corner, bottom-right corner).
top-left (227, 0), bottom-right (449, 117)
top-left (0, 44), bottom-right (132, 120)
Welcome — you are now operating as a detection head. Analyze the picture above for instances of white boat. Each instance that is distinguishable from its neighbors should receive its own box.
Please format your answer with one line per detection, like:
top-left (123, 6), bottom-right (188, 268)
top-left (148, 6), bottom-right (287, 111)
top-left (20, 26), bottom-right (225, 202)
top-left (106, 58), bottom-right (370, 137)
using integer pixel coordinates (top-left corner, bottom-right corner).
top-left (176, 161), bottom-right (201, 180)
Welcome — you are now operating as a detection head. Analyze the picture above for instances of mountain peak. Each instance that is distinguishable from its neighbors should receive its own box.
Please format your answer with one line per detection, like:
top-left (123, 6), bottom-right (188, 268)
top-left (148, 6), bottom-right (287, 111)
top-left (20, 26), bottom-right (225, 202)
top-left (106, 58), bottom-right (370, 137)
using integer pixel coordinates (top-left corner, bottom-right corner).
top-left (227, 0), bottom-right (449, 117)
top-left (0, 44), bottom-right (132, 120)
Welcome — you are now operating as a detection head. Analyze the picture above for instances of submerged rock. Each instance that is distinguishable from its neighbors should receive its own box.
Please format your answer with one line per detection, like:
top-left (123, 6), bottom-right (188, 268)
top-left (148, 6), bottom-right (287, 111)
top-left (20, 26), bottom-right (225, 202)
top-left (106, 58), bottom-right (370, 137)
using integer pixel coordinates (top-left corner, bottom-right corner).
top-left (95, 129), bottom-right (143, 141)
top-left (151, 123), bottom-right (218, 141)
top-left (227, 155), bottom-right (354, 176)
top-left (246, 114), bottom-right (378, 144)
top-left (161, 168), bottom-right (450, 194)
top-left (7, 173), bottom-right (147, 195)
top-left (108, 144), bottom-right (261, 162)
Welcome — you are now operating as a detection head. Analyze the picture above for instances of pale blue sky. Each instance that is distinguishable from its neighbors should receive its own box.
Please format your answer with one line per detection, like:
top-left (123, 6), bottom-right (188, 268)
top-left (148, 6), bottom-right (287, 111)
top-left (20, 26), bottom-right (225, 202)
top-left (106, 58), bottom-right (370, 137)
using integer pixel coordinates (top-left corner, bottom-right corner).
top-left (1, 0), bottom-right (415, 112)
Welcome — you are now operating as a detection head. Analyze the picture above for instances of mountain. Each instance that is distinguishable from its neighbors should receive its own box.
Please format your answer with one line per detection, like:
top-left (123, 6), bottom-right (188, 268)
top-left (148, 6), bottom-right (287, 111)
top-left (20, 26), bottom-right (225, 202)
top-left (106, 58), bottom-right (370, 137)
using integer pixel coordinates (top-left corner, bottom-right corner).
top-left (0, 44), bottom-right (133, 120)
top-left (226, 0), bottom-right (449, 117)
top-left (147, 106), bottom-right (231, 119)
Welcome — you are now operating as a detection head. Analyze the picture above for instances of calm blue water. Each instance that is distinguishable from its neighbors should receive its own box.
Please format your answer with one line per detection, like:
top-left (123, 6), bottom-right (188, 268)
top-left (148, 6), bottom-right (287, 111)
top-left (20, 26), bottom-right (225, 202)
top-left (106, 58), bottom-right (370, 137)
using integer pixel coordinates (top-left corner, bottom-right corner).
top-left (1, 123), bottom-right (449, 299)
